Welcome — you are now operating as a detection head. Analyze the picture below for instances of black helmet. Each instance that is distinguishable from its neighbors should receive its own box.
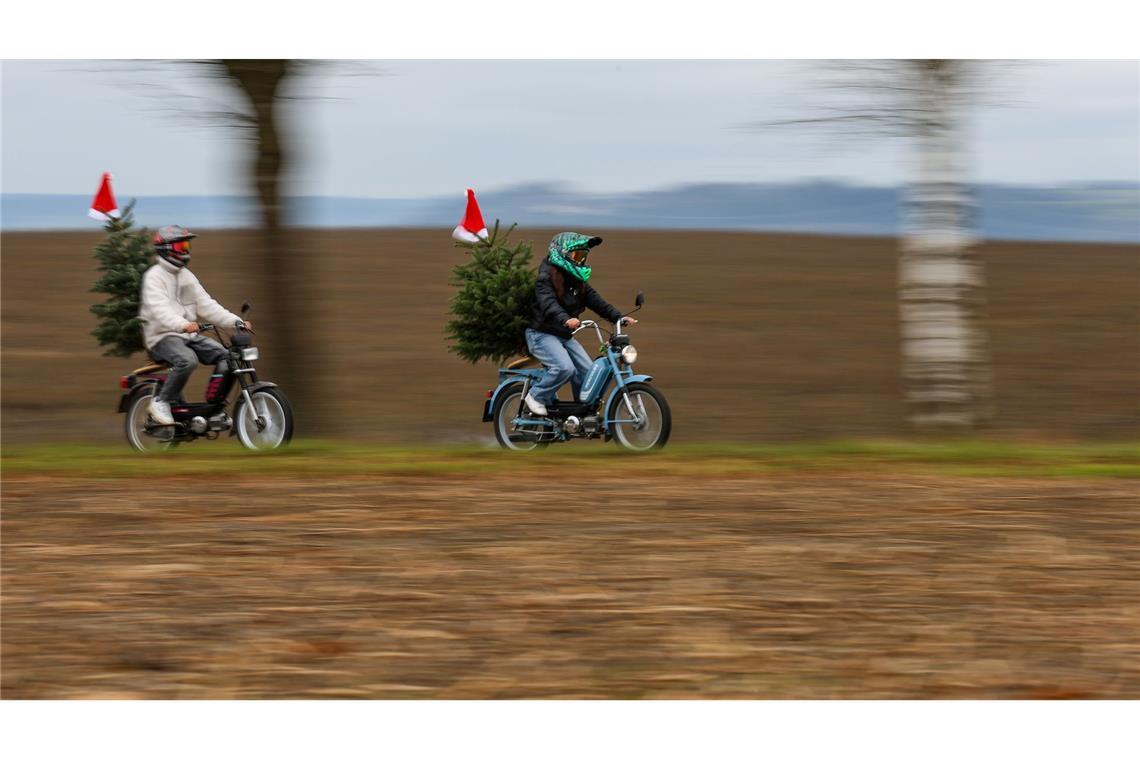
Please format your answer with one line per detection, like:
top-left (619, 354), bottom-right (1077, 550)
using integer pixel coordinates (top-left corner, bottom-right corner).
top-left (153, 225), bottom-right (196, 268)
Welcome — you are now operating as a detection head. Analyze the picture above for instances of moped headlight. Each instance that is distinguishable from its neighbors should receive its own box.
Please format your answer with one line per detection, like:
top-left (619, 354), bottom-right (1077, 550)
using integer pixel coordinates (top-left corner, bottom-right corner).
top-left (240, 347), bottom-right (260, 361)
top-left (620, 345), bottom-right (638, 365)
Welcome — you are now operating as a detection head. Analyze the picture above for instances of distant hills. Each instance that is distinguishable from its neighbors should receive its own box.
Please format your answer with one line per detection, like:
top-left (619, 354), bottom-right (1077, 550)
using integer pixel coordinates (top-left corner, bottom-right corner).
top-left (3, 181), bottom-right (1137, 243)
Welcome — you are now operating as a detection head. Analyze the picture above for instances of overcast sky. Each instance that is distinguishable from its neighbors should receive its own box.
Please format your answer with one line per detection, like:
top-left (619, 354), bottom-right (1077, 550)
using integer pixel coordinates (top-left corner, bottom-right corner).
top-left (2, 60), bottom-right (1137, 198)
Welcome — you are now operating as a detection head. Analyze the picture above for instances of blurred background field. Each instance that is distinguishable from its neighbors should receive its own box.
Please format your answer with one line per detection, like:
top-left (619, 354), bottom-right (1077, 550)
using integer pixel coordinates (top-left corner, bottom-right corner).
top-left (3, 228), bottom-right (1137, 445)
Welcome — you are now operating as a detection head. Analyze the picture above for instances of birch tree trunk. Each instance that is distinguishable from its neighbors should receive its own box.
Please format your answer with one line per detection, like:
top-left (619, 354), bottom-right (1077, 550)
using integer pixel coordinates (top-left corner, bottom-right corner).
top-left (898, 60), bottom-right (993, 430)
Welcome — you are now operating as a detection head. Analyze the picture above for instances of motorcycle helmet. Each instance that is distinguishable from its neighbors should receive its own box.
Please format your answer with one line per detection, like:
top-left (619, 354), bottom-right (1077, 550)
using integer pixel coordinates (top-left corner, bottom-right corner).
top-left (154, 225), bottom-right (197, 268)
top-left (549, 232), bottom-right (603, 281)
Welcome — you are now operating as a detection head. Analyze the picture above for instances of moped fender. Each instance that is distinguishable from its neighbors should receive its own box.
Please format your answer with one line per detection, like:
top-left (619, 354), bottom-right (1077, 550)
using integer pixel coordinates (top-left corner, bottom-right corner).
top-left (242, 380), bottom-right (278, 394)
top-left (603, 374), bottom-right (655, 426)
top-left (484, 375), bottom-right (537, 422)
top-left (618, 373), bottom-right (654, 386)
top-left (117, 379), bottom-right (161, 413)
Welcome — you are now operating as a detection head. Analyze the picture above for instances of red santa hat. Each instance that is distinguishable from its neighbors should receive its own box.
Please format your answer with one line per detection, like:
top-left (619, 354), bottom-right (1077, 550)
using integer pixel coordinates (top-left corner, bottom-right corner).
top-left (451, 188), bottom-right (489, 243)
top-left (88, 172), bottom-right (120, 220)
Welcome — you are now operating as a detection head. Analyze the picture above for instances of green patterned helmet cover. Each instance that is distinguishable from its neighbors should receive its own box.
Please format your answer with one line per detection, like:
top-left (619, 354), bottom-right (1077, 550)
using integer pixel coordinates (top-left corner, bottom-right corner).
top-left (548, 232), bottom-right (602, 281)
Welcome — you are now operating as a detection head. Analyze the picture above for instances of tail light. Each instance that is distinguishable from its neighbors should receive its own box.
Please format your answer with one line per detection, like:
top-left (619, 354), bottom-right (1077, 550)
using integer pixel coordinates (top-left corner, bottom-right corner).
top-left (486, 390), bottom-right (493, 398)
top-left (120, 376), bottom-right (131, 390)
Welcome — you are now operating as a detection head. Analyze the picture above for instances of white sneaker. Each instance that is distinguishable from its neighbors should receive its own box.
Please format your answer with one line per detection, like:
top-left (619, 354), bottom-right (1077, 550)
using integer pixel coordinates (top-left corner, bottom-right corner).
top-left (148, 397), bottom-right (174, 425)
top-left (523, 393), bottom-right (548, 417)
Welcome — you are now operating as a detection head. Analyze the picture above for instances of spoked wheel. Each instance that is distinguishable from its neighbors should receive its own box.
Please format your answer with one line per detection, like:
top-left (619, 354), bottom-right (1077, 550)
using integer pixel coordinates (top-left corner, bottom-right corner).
top-left (234, 387), bottom-right (294, 451)
top-left (124, 384), bottom-right (180, 453)
top-left (492, 383), bottom-right (549, 451)
top-left (610, 382), bottom-right (671, 451)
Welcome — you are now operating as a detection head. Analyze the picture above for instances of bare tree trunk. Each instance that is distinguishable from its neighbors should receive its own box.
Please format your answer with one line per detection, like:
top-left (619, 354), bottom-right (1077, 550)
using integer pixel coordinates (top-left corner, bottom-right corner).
top-left (220, 60), bottom-right (321, 434)
top-left (898, 61), bottom-right (993, 430)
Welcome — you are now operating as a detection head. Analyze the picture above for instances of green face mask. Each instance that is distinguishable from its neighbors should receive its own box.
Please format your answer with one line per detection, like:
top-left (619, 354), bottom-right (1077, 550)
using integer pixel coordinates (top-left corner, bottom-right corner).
top-left (548, 232), bottom-right (594, 281)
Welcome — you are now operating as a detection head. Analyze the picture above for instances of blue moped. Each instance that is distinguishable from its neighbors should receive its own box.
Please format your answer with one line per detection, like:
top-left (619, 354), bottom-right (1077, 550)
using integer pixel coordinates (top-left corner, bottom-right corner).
top-left (482, 292), bottom-right (671, 451)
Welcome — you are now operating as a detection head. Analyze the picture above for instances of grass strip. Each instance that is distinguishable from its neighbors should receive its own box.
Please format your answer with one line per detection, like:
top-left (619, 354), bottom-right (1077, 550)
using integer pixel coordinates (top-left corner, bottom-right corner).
top-left (2, 440), bottom-right (1137, 480)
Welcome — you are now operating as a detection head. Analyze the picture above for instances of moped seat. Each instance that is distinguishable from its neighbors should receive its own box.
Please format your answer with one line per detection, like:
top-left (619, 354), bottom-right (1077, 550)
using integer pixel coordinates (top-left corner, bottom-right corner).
top-left (132, 361), bottom-right (169, 375)
top-left (505, 355), bottom-right (541, 370)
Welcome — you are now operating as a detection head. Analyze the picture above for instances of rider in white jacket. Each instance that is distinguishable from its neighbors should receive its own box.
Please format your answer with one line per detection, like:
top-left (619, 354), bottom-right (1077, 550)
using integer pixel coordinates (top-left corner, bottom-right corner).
top-left (140, 226), bottom-right (250, 425)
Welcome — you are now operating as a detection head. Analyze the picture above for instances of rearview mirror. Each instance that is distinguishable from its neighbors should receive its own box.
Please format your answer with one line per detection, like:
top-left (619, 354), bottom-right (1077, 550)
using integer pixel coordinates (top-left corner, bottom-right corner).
top-left (241, 301), bottom-right (252, 315)
top-left (635, 291), bottom-right (645, 307)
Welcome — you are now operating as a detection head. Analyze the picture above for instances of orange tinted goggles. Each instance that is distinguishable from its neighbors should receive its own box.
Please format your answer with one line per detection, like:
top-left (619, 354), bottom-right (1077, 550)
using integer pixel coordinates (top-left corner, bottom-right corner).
top-left (172, 240), bottom-right (192, 255)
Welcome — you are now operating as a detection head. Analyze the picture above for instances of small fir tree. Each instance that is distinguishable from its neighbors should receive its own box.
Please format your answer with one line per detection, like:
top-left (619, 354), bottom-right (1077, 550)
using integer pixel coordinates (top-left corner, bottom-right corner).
top-left (446, 221), bottom-right (537, 364)
top-left (90, 201), bottom-right (152, 357)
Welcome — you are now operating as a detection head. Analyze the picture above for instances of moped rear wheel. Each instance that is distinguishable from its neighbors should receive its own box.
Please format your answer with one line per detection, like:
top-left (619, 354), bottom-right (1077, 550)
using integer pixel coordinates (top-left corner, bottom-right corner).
top-left (610, 382), bottom-right (671, 451)
top-left (124, 384), bottom-right (179, 453)
top-left (493, 383), bottom-right (549, 451)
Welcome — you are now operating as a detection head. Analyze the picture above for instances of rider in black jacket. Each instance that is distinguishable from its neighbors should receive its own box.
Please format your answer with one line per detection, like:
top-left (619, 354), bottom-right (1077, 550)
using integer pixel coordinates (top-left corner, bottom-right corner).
top-left (523, 232), bottom-right (635, 416)
top-left (530, 258), bottom-right (622, 338)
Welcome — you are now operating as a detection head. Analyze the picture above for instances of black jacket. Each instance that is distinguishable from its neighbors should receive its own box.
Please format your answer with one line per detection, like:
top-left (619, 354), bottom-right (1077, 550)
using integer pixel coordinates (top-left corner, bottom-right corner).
top-left (530, 259), bottom-right (623, 339)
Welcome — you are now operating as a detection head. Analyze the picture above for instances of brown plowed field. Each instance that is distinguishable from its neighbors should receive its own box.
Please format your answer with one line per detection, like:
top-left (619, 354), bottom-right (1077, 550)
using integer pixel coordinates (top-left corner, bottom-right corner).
top-left (3, 473), bottom-right (1137, 699)
top-left (2, 229), bottom-right (1137, 443)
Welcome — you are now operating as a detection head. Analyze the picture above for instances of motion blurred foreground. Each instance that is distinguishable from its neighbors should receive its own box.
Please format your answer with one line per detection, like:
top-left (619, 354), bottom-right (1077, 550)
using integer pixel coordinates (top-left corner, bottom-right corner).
top-left (3, 447), bottom-right (1138, 698)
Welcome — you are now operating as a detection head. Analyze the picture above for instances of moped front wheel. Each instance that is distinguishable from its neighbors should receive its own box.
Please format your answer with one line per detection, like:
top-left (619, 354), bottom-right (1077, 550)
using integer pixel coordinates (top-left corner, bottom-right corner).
top-left (610, 382), bottom-right (671, 451)
top-left (124, 384), bottom-right (179, 453)
top-left (234, 387), bottom-right (294, 451)
top-left (492, 383), bottom-right (549, 451)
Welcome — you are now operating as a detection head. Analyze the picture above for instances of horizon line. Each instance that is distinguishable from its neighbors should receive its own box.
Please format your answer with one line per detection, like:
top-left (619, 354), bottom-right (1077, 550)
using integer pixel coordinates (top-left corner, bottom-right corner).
top-left (4, 178), bottom-right (1139, 201)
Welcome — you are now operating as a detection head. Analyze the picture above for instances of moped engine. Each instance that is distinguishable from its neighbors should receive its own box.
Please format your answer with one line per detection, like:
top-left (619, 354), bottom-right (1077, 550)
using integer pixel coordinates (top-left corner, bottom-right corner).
top-left (563, 415), bottom-right (601, 437)
top-left (208, 412), bottom-right (232, 432)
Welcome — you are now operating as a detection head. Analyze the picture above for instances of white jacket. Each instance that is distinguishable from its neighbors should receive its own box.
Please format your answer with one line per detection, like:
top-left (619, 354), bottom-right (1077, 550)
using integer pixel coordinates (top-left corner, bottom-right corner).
top-left (139, 258), bottom-right (243, 350)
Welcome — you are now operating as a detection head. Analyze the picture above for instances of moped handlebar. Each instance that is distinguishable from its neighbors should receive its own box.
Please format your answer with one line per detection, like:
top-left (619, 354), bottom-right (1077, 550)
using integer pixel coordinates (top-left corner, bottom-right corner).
top-left (193, 321), bottom-right (253, 342)
top-left (570, 319), bottom-right (597, 335)
top-left (570, 317), bottom-right (639, 346)
top-left (570, 317), bottom-right (637, 334)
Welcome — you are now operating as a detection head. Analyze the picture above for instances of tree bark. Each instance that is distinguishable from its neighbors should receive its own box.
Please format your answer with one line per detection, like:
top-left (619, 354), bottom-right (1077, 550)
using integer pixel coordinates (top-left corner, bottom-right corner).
top-left (220, 60), bottom-right (322, 435)
top-left (898, 61), bottom-right (994, 430)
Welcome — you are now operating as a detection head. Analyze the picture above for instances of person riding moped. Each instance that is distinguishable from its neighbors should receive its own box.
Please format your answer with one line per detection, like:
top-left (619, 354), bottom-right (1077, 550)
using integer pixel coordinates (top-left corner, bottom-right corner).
top-left (139, 225), bottom-right (252, 425)
top-left (524, 232), bottom-right (637, 417)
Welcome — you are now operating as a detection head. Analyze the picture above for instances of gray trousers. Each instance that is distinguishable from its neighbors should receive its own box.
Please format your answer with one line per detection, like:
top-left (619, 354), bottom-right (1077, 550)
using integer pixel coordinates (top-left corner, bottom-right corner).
top-left (150, 336), bottom-right (229, 402)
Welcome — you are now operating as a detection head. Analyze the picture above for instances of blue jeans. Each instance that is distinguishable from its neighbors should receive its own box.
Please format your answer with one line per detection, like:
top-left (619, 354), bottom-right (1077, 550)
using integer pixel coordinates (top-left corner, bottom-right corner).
top-left (525, 328), bottom-right (595, 405)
